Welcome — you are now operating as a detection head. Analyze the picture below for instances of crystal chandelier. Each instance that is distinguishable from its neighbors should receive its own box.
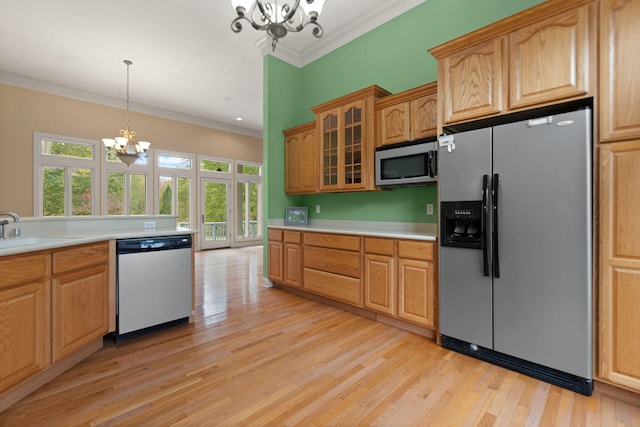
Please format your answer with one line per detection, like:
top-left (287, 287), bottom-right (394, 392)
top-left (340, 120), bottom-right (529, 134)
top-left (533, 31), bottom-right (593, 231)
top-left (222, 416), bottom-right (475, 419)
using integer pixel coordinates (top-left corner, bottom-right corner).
top-left (231, 0), bottom-right (325, 51)
top-left (102, 60), bottom-right (150, 166)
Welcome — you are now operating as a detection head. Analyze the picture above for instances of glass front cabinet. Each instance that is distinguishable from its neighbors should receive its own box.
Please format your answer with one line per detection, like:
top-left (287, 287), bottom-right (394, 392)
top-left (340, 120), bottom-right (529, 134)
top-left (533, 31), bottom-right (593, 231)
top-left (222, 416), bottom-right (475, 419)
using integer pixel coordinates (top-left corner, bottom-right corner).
top-left (313, 86), bottom-right (390, 192)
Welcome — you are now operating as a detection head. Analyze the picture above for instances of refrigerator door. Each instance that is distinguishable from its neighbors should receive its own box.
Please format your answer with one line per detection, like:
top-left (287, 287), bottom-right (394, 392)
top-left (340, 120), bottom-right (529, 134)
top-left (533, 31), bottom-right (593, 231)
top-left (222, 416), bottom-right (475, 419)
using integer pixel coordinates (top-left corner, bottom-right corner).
top-left (438, 127), bottom-right (493, 348)
top-left (492, 109), bottom-right (592, 379)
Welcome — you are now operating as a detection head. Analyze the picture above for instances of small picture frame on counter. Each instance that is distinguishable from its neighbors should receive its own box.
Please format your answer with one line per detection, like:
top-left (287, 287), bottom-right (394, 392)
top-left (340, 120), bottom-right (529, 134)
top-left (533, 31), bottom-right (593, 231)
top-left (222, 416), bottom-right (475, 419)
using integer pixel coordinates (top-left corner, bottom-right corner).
top-left (284, 207), bottom-right (308, 226)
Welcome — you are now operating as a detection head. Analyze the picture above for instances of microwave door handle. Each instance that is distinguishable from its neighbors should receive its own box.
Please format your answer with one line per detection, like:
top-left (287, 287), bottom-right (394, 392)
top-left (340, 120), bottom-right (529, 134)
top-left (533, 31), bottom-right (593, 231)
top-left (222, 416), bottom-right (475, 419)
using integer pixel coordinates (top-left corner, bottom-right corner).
top-left (482, 174), bottom-right (490, 276)
top-left (426, 151), bottom-right (433, 177)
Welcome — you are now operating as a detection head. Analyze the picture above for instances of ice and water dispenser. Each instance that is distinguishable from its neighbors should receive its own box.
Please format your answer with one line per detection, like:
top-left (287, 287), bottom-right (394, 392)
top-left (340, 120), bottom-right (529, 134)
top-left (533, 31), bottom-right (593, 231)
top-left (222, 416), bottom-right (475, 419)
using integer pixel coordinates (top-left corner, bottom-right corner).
top-left (440, 201), bottom-right (483, 249)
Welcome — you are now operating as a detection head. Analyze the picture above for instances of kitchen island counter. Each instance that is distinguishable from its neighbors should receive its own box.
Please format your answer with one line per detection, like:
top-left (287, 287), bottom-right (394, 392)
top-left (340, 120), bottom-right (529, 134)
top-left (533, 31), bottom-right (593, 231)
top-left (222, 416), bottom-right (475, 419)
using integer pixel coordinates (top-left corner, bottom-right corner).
top-left (0, 216), bottom-right (197, 256)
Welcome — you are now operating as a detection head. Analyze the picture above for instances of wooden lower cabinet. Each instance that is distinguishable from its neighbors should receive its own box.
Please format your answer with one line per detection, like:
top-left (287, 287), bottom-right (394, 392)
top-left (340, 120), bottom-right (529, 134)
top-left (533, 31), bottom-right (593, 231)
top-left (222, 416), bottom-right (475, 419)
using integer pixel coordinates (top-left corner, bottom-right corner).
top-left (0, 251), bottom-right (51, 394)
top-left (52, 265), bottom-right (109, 363)
top-left (303, 268), bottom-right (361, 306)
top-left (283, 231), bottom-right (302, 288)
top-left (364, 254), bottom-right (395, 316)
top-left (397, 240), bottom-right (437, 329)
top-left (270, 228), bottom-right (438, 333)
top-left (599, 140), bottom-right (640, 392)
top-left (268, 229), bottom-right (284, 283)
top-left (303, 232), bottom-right (363, 306)
top-left (398, 258), bottom-right (436, 329)
top-left (364, 237), bottom-right (396, 316)
top-left (0, 279), bottom-right (50, 393)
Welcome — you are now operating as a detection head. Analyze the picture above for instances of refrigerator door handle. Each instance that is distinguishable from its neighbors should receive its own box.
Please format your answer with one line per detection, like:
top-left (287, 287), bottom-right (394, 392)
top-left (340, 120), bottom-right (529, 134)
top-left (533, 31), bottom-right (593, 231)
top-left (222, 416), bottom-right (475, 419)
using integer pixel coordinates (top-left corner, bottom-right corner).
top-left (482, 174), bottom-right (490, 276)
top-left (492, 173), bottom-right (500, 278)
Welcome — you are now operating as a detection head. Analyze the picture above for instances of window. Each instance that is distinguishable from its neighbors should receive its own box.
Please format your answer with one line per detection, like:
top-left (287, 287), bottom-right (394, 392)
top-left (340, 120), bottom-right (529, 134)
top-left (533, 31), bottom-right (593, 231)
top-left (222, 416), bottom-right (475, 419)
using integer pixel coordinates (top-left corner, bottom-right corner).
top-left (34, 133), bottom-right (100, 216)
top-left (102, 148), bottom-right (152, 215)
top-left (155, 150), bottom-right (195, 228)
top-left (235, 161), bottom-right (262, 241)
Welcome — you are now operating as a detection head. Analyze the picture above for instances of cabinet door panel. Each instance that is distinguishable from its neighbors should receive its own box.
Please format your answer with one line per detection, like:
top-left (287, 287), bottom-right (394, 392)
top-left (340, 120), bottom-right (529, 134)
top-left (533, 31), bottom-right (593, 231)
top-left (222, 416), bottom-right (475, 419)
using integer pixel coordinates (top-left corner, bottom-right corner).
top-left (442, 38), bottom-right (505, 124)
top-left (600, 141), bottom-right (640, 391)
top-left (600, 0), bottom-right (640, 141)
top-left (299, 129), bottom-right (317, 192)
top-left (364, 254), bottom-right (395, 316)
top-left (0, 281), bottom-right (49, 392)
top-left (52, 265), bottom-right (108, 362)
top-left (268, 241), bottom-right (283, 282)
top-left (380, 103), bottom-right (410, 145)
top-left (398, 258), bottom-right (435, 328)
top-left (285, 133), bottom-right (301, 193)
top-left (410, 95), bottom-right (438, 140)
top-left (509, 4), bottom-right (593, 109)
top-left (284, 243), bottom-right (302, 288)
top-left (319, 111), bottom-right (340, 191)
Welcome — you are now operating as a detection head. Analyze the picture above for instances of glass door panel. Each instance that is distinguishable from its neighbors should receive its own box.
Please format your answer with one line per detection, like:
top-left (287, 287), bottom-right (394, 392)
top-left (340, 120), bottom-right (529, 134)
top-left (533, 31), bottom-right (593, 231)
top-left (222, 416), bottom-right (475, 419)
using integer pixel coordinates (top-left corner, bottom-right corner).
top-left (344, 105), bottom-right (363, 186)
top-left (200, 178), bottom-right (231, 249)
top-left (322, 112), bottom-right (339, 187)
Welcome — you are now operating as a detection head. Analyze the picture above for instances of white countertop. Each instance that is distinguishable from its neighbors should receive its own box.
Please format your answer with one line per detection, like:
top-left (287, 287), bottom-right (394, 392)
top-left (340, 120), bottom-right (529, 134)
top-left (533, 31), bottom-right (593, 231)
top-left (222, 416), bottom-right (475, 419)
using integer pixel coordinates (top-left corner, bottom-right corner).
top-left (268, 219), bottom-right (437, 241)
top-left (0, 216), bottom-right (197, 256)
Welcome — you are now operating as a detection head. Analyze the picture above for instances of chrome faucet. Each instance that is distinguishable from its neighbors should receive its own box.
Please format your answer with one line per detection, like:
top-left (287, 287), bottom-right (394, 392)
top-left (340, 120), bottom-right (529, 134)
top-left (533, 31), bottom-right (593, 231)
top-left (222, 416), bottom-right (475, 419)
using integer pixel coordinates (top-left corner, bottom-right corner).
top-left (0, 212), bottom-right (21, 239)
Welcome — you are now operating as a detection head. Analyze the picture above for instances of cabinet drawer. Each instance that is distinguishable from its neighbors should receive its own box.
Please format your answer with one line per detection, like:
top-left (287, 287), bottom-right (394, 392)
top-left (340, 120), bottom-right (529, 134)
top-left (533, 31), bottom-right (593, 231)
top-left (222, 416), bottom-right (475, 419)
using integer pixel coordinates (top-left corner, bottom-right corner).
top-left (268, 229), bottom-right (283, 242)
top-left (53, 241), bottom-right (109, 275)
top-left (304, 232), bottom-right (361, 251)
top-left (365, 237), bottom-right (394, 256)
top-left (284, 230), bottom-right (301, 244)
top-left (304, 246), bottom-right (361, 278)
top-left (303, 268), bottom-right (361, 306)
top-left (398, 240), bottom-right (434, 261)
top-left (0, 252), bottom-right (51, 290)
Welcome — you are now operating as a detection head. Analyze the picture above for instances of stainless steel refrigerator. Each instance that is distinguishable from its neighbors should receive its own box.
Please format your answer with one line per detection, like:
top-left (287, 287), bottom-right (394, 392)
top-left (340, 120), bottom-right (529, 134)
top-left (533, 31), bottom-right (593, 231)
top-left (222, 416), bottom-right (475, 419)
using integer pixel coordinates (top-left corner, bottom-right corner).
top-left (437, 107), bottom-right (593, 395)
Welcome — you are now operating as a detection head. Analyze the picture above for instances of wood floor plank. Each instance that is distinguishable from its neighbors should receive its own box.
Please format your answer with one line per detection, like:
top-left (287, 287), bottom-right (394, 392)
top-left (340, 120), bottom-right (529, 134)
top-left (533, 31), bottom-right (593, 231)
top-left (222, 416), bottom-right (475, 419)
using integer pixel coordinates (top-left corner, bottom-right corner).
top-left (0, 246), bottom-right (639, 426)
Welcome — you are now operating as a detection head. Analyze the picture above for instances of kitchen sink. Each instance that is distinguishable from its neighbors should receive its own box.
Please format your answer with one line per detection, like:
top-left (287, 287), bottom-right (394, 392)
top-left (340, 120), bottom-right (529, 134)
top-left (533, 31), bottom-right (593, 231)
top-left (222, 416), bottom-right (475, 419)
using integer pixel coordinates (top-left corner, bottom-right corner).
top-left (0, 236), bottom-right (69, 249)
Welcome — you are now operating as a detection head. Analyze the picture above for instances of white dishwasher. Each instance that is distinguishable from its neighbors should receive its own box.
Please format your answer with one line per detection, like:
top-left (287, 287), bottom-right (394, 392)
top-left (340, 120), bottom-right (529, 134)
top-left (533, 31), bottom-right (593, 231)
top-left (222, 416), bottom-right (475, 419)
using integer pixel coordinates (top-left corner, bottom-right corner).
top-left (115, 235), bottom-right (192, 342)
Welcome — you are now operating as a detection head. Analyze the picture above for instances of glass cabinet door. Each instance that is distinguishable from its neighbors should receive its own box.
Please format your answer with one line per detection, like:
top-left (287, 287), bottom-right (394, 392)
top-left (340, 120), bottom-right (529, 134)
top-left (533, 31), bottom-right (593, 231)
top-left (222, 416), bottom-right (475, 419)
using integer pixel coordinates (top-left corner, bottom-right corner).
top-left (343, 104), bottom-right (363, 186)
top-left (321, 112), bottom-right (339, 187)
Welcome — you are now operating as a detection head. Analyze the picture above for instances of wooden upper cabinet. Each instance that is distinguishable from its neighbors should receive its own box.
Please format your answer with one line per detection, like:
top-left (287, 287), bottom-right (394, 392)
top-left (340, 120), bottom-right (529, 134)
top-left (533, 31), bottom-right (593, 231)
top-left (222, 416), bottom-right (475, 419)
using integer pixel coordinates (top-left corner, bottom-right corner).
top-left (376, 82), bottom-right (438, 146)
top-left (439, 38), bottom-right (506, 124)
top-left (312, 85), bottom-right (390, 192)
top-left (509, 3), bottom-right (595, 110)
top-left (429, 0), bottom-right (596, 126)
top-left (284, 122), bottom-right (316, 194)
top-left (600, 0), bottom-right (640, 142)
top-left (379, 102), bottom-right (410, 145)
top-left (410, 94), bottom-right (438, 140)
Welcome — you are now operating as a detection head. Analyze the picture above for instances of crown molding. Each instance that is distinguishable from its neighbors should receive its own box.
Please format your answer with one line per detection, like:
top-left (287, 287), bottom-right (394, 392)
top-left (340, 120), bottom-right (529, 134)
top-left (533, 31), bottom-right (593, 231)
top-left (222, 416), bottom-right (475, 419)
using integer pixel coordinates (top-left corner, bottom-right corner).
top-left (265, 0), bottom-right (426, 68)
top-left (0, 71), bottom-right (263, 139)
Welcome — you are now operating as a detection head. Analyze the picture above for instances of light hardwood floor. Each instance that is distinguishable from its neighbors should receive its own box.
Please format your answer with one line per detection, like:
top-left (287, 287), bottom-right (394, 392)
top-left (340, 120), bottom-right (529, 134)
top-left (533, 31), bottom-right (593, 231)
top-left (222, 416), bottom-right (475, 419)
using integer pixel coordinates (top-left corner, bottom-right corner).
top-left (1, 245), bottom-right (639, 426)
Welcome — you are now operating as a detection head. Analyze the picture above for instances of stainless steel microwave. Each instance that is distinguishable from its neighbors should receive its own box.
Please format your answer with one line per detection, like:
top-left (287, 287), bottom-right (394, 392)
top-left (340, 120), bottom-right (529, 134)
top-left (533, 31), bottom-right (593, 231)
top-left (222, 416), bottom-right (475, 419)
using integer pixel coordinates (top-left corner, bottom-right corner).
top-left (375, 139), bottom-right (438, 187)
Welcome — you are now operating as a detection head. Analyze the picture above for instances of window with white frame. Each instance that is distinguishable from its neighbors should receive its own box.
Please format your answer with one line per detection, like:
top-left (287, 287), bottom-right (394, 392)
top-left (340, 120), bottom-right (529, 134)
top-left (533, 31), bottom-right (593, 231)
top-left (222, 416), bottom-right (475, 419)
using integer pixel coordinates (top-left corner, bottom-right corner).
top-left (102, 148), bottom-right (153, 215)
top-left (235, 161), bottom-right (262, 241)
top-left (34, 132), bottom-right (100, 216)
top-left (155, 150), bottom-right (195, 228)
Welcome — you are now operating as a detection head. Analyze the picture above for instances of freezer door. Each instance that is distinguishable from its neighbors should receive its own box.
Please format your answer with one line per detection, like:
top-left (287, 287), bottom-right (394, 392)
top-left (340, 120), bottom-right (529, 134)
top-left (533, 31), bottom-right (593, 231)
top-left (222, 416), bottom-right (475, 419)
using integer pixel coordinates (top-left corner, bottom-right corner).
top-left (438, 127), bottom-right (493, 348)
top-left (492, 109), bottom-right (592, 379)
top-left (438, 128), bottom-right (493, 202)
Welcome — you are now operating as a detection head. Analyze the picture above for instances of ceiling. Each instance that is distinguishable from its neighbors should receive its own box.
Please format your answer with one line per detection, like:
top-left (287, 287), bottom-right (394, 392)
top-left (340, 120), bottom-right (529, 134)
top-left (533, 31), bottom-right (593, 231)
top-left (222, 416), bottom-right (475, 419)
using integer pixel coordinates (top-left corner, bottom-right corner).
top-left (0, 0), bottom-right (424, 138)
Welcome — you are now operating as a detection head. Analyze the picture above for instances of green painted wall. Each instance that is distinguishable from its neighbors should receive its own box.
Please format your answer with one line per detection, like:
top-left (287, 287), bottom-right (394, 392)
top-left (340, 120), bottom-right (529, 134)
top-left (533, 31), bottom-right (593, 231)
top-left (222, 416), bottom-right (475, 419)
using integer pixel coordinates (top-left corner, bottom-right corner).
top-left (265, 0), bottom-right (545, 228)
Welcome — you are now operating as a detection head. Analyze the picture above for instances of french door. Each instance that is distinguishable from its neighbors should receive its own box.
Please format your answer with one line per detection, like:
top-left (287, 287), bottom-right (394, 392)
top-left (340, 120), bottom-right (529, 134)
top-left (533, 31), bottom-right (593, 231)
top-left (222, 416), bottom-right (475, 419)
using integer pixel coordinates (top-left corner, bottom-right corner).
top-left (200, 178), bottom-right (232, 249)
